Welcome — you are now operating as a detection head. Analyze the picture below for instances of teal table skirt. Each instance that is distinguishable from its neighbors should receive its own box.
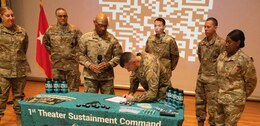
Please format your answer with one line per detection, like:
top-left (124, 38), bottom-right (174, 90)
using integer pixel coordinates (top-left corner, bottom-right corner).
top-left (20, 92), bottom-right (184, 126)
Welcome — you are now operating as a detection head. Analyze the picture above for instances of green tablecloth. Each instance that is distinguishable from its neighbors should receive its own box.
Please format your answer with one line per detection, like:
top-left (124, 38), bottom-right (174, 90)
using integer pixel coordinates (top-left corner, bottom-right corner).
top-left (20, 92), bottom-right (184, 126)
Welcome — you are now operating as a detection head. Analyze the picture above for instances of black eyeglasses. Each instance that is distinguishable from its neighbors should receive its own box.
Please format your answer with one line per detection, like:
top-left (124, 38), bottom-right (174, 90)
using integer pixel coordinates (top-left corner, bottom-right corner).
top-left (57, 15), bottom-right (68, 18)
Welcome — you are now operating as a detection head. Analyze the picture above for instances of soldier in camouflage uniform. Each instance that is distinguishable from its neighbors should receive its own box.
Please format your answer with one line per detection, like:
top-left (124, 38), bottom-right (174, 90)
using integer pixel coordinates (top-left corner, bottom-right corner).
top-left (145, 17), bottom-right (179, 77)
top-left (215, 29), bottom-right (257, 126)
top-left (0, 7), bottom-right (31, 124)
top-left (79, 12), bottom-right (123, 94)
top-left (43, 8), bottom-right (82, 91)
top-left (119, 52), bottom-right (171, 102)
top-left (195, 17), bottom-right (225, 126)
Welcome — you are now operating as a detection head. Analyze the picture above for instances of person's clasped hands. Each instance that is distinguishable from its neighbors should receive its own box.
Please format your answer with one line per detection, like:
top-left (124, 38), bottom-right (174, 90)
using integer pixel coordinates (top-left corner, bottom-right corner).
top-left (89, 62), bottom-right (110, 74)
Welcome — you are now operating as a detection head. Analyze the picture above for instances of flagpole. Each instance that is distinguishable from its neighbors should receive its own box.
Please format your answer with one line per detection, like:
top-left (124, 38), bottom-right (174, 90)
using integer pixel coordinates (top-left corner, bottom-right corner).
top-left (40, 0), bottom-right (43, 7)
top-left (1, 0), bottom-right (7, 7)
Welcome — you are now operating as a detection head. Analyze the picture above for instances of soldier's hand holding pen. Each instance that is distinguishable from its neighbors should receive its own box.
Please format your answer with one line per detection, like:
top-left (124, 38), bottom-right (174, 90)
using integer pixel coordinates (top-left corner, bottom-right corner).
top-left (122, 93), bottom-right (134, 102)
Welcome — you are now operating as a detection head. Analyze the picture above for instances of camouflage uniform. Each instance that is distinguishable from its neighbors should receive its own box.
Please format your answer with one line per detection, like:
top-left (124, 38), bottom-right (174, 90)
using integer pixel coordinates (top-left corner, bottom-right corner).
top-left (145, 33), bottom-right (179, 77)
top-left (215, 50), bottom-right (257, 126)
top-left (129, 52), bottom-right (171, 102)
top-left (43, 23), bottom-right (82, 91)
top-left (79, 31), bottom-right (123, 94)
top-left (0, 24), bottom-right (31, 117)
top-left (195, 33), bottom-right (225, 125)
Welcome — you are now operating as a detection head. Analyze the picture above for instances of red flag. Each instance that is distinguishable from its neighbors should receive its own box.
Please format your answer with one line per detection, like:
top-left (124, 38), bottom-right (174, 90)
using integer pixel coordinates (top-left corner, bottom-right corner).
top-left (36, 4), bottom-right (52, 78)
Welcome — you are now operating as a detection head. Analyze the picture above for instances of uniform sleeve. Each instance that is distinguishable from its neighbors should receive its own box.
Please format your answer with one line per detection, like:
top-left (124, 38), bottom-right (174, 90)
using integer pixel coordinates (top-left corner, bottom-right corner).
top-left (129, 72), bottom-right (140, 95)
top-left (42, 28), bottom-right (51, 54)
top-left (23, 32), bottom-right (29, 54)
top-left (108, 37), bottom-right (123, 67)
top-left (170, 38), bottom-right (179, 70)
top-left (132, 64), bottom-right (159, 102)
top-left (144, 37), bottom-right (150, 53)
top-left (244, 58), bottom-right (257, 97)
top-left (78, 36), bottom-right (92, 68)
top-left (216, 38), bottom-right (226, 59)
top-left (219, 39), bottom-right (226, 54)
top-left (197, 43), bottom-right (202, 63)
top-left (74, 29), bottom-right (83, 47)
top-left (74, 29), bottom-right (83, 61)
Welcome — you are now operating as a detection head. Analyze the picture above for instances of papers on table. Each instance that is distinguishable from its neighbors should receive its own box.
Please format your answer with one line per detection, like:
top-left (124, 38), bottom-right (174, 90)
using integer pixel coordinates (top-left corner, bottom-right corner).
top-left (119, 106), bottom-right (144, 114)
top-left (105, 96), bottom-right (126, 103)
top-left (24, 94), bottom-right (76, 105)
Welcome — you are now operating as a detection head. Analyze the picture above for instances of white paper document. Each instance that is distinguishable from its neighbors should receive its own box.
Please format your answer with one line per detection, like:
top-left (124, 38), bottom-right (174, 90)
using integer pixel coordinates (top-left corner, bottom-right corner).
top-left (105, 96), bottom-right (126, 103)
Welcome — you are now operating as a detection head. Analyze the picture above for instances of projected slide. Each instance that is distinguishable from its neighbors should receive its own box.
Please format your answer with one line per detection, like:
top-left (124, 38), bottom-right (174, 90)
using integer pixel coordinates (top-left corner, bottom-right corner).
top-left (99, 0), bottom-right (214, 62)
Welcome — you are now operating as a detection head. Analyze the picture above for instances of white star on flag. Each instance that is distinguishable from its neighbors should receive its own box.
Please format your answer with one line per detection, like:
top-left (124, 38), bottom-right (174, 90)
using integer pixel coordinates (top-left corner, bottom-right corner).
top-left (37, 32), bottom-right (44, 44)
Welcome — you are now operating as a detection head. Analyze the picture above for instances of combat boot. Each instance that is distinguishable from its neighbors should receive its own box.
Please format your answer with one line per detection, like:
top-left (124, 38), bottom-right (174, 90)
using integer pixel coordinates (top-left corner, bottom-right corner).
top-left (198, 121), bottom-right (204, 126)
top-left (210, 123), bottom-right (215, 126)
top-left (16, 114), bottom-right (21, 126)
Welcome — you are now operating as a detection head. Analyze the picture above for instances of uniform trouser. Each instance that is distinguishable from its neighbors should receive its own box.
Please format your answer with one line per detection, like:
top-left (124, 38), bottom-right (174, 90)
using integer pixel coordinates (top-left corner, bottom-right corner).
top-left (215, 103), bottom-right (245, 126)
top-left (52, 68), bottom-right (81, 92)
top-left (195, 75), bottom-right (218, 125)
top-left (84, 79), bottom-right (114, 95)
top-left (158, 82), bottom-right (171, 99)
top-left (0, 76), bottom-right (26, 117)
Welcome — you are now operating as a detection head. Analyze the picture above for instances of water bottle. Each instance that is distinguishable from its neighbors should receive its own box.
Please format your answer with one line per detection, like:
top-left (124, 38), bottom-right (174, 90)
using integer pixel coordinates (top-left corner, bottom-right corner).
top-left (60, 79), bottom-right (68, 93)
top-left (166, 87), bottom-right (172, 103)
top-left (177, 90), bottom-right (184, 109)
top-left (53, 79), bottom-right (60, 93)
top-left (45, 78), bottom-right (53, 93)
top-left (171, 88), bottom-right (178, 107)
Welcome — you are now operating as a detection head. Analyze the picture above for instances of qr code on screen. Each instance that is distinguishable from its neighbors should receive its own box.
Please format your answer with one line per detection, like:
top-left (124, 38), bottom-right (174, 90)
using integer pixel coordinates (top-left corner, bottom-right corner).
top-left (99, 0), bottom-right (214, 62)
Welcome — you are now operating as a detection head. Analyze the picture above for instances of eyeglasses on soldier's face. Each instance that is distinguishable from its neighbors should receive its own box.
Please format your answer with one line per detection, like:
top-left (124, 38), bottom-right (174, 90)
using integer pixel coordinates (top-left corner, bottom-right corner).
top-left (57, 15), bottom-right (68, 18)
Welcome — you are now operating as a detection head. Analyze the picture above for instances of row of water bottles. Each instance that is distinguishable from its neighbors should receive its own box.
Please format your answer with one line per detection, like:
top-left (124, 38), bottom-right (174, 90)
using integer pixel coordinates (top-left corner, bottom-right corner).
top-left (165, 87), bottom-right (184, 109)
top-left (45, 78), bottom-right (68, 93)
